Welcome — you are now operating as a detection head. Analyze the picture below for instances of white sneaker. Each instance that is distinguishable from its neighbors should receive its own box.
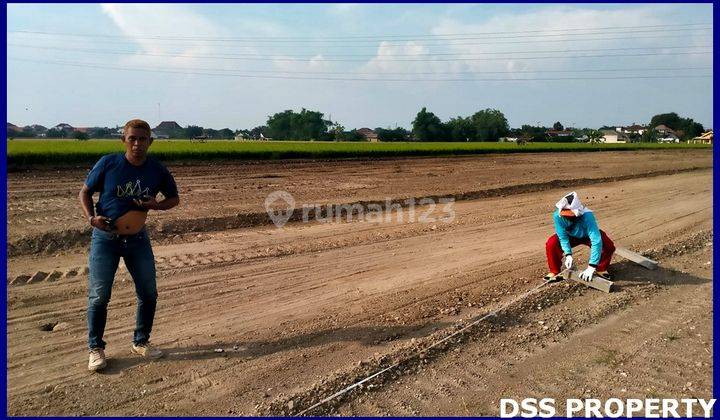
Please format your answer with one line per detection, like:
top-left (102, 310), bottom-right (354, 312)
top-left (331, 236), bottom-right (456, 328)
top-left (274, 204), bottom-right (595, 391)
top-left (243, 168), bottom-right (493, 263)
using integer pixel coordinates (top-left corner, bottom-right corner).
top-left (131, 342), bottom-right (163, 359)
top-left (88, 348), bottom-right (107, 371)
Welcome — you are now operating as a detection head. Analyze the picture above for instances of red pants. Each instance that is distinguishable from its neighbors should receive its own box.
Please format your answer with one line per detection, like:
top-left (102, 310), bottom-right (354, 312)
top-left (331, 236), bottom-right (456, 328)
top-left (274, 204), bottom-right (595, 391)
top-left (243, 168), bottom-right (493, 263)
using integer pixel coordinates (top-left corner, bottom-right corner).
top-left (546, 230), bottom-right (615, 273)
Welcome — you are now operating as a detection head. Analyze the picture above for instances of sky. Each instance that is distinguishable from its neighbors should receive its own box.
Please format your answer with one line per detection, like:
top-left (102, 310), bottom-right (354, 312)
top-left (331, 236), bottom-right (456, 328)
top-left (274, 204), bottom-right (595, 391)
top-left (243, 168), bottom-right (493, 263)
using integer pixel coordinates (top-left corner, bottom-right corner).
top-left (6, 3), bottom-right (714, 130)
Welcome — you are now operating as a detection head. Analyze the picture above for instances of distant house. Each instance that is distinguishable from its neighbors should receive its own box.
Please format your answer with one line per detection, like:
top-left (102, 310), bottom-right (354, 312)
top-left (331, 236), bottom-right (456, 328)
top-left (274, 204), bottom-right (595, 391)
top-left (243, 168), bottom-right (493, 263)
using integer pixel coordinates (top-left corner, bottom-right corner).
top-left (75, 127), bottom-right (91, 134)
top-left (154, 121), bottom-right (182, 131)
top-left (653, 124), bottom-right (676, 136)
top-left (153, 121), bottom-right (182, 138)
top-left (45, 123), bottom-right (76, 138)
top-left (235, 132), bottom-right (256, 141)
top-left (545, 129), bottom-right (574, 139)
top-left (690, 130), bottom-right (713, 144)
top-left (657, 134), bottom-right (679, 143)
top-left (7, 122), bottom-right (22, 133)
top-left (357, 127), bottom-right (379, 142)
top-left (53, 123), bottom-right (74, 131)
top-left (501, 135), bottom-right (531, 144)
top-left (600, 129), bottom-right (628, 143)
top-left (26, 124), bottom-right (48, 135)
top-left (618, 124), bottom-right (647, 136)
top-left (151, 131), bottom-right (169, 139)
top-left (654, 125), bottom-right (679, 143)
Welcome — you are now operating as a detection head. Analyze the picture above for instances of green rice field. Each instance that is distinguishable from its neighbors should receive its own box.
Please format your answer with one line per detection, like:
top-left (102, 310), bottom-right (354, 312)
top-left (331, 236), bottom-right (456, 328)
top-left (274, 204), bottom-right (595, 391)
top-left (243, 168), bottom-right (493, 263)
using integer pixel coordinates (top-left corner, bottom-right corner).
top-left (6, 139), bottom-right (712, 166)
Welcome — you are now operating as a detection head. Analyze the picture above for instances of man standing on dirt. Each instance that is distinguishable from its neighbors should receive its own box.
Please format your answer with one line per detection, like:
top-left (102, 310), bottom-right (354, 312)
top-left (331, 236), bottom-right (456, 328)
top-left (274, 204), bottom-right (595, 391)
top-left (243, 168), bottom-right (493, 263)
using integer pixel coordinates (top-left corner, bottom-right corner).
top-left (544, 191), bottom-right (615, 282)
top-left (79, 119), bottom-right (179, 371)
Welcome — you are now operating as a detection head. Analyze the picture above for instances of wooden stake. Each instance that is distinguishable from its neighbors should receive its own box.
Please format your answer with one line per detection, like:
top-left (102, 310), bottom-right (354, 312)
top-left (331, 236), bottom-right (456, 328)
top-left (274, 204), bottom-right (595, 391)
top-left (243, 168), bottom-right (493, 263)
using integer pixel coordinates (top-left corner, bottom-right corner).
top-left (615, 246), bottom-right (658, 270)
top-left (564, 269), bottom-right (614, 293)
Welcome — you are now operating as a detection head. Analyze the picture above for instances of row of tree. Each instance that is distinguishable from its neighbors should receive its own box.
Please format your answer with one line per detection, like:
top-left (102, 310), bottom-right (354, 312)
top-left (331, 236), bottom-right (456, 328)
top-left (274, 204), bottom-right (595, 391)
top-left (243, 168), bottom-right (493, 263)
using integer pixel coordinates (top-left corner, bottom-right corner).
top-left (7, 126), bottom-right (111, 140)
top-left (646, 112), bottom-right (705, 141)
top-left (241, 107), bottom-right (512, 142)
top-left (7, 124), bottom-right (239, 140)
top-left (181, 126), bottom-right (235, 139)
top-left (8, 110), bottom-right (706, 142)
top-left (411, 108), bottom-right (510, 142)
top-left (240, 109), bottom-right (412, 142)
top-left (407, 110), bottom-right (705, 143)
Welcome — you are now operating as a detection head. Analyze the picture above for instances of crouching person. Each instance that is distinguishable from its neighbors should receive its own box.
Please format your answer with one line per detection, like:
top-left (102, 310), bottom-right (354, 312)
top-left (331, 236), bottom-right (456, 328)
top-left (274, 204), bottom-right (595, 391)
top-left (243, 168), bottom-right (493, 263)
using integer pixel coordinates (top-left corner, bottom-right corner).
top-left (545, 191), bottom-right (615, 282)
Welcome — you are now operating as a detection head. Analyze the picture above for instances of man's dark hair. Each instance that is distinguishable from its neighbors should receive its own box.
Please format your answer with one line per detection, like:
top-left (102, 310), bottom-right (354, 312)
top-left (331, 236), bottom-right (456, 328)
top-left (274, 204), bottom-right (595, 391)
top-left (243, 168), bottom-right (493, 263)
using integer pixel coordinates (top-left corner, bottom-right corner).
top-left (123, 119), bottom-right (152, 138)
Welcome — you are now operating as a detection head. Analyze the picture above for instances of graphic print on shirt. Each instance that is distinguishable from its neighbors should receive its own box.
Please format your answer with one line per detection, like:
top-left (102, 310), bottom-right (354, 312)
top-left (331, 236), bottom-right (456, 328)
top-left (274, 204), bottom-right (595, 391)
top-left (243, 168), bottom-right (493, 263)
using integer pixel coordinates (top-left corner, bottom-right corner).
top-left (116, 179), bottom-right (150, 199)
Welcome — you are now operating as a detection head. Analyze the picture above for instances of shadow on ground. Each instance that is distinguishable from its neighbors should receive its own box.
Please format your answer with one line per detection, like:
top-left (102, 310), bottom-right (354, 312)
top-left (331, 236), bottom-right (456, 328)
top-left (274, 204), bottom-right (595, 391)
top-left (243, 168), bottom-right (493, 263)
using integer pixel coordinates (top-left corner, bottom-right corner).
top-left (609, 260), bottom-right (711, 291)
top-left (100, 321), bottom-right (452, 374)
top-left (99, 258), bottom-right (711, 375)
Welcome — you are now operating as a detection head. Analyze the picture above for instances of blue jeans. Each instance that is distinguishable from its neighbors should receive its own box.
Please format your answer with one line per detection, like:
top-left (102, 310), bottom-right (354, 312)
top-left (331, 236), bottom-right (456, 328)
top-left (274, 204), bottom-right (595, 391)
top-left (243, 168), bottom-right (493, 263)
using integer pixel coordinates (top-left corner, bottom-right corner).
top-left (87, 227), bottom-right (157, 350)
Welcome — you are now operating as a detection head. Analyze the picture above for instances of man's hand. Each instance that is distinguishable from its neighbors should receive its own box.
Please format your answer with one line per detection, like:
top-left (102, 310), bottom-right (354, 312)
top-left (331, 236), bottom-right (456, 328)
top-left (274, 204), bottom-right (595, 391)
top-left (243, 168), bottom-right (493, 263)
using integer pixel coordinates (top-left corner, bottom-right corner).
top-left (579, 266), bottom-right (596, 281)
top-left (564, 255), bottom-right (574, 270)
top-left (90, 215), bottom-right (112, 231)
top-left (134, 196), bottom-right (159, 210)
top-left (134, 195), bottom-right (179, 211)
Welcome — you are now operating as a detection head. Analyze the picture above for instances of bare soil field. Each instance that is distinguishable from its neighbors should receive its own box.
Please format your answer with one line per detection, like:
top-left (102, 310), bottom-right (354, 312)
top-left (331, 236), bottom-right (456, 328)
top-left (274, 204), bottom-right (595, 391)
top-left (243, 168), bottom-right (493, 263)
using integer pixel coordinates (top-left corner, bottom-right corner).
top-left (6, 150), bottom-right (713, 416)
top-left (6, 150), bottom-right (711, 256)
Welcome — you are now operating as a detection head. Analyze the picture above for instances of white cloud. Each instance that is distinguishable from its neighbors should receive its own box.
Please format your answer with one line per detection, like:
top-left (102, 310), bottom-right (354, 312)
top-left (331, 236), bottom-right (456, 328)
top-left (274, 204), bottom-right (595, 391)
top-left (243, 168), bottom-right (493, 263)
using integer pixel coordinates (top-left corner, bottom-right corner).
top-left (359, 6), bottom-right (712, 78)
top-left (328, 4), bottom-right (363, 16)
top-left (100, 3), bottom-right (259, 71)
top-left (446, 7), bottom-right (712, 71)
top-left (308, 54), bottom-right (328, 68)
top-left (270, 54), bottom-right (337, 73)
top-left (99, 4), bottom-right (358, 77)
top-left (359, 41), bottom-right (463, 77)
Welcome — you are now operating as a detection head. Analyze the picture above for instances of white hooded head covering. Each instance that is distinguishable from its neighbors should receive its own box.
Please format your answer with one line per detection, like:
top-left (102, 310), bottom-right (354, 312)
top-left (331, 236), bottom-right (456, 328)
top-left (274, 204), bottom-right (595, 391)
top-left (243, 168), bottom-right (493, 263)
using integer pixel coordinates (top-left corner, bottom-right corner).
top-left (555, 191), bottom-right (591, 216)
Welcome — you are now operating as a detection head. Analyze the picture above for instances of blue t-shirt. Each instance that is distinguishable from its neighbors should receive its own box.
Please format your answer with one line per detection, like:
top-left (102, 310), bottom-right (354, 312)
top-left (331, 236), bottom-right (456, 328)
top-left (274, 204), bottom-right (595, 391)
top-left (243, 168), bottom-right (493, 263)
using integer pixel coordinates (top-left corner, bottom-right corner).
top-left (84, 153), bottom-right (179, 222)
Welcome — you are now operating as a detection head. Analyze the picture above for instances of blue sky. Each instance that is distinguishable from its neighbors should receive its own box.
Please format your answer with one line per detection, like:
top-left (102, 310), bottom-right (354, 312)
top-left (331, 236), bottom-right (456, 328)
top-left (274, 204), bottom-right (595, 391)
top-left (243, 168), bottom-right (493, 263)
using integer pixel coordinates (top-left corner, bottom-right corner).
top-left (6, 3), bottom-right (714, 130)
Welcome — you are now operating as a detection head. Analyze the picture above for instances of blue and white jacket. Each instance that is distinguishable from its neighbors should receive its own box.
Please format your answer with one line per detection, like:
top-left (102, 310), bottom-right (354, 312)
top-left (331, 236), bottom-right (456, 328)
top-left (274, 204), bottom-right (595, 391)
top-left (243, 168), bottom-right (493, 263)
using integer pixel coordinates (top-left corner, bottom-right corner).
top-left (553, 208), bottom-right (603, 267)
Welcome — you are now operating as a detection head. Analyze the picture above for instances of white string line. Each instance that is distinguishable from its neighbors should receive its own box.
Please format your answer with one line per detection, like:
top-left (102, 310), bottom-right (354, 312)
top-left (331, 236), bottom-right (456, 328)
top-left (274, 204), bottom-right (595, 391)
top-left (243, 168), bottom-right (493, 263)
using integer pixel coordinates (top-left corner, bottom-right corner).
top-left (296, 278), bottom-right (554, 416)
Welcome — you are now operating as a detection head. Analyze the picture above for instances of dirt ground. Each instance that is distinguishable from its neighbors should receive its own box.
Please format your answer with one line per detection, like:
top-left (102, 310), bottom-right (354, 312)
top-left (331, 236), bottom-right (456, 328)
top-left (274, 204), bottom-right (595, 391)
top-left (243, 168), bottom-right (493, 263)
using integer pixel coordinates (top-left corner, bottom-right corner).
top-left (5, 150), bottom-right (713, 416)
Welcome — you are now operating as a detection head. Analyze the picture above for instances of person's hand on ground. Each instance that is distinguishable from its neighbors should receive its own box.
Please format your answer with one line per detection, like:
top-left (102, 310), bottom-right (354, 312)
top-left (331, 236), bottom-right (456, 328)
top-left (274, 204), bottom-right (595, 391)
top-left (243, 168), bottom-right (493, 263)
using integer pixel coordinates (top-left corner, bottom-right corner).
top-left (579, 266), bottom-right (596, 281)
top-left (564, 255), bottom-right (574, 270)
